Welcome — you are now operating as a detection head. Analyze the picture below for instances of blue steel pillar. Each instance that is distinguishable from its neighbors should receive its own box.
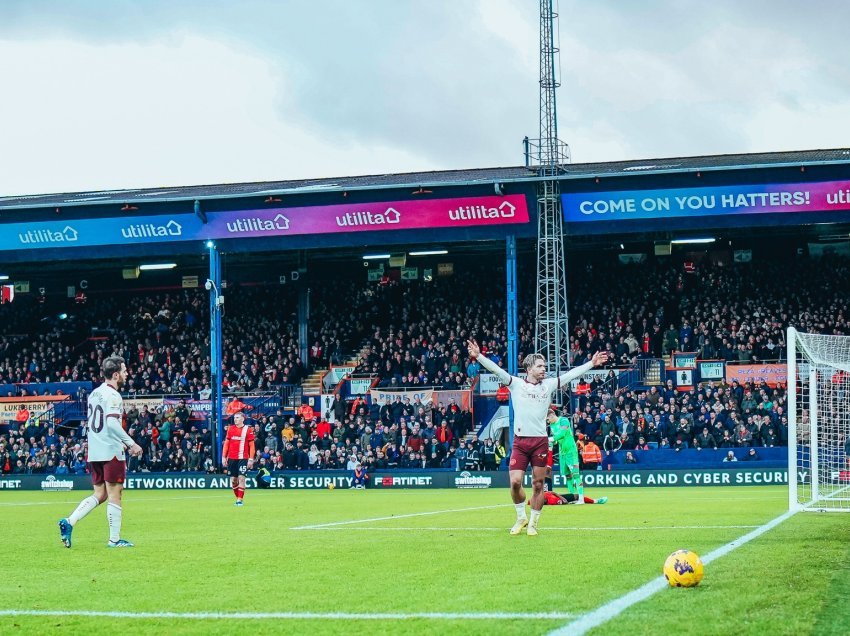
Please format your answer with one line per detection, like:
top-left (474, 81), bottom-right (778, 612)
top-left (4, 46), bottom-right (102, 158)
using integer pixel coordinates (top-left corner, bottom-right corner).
top-left (207, 241), bottom-right (224, 466)
top-left (506, 235), bottom-right (518, 450)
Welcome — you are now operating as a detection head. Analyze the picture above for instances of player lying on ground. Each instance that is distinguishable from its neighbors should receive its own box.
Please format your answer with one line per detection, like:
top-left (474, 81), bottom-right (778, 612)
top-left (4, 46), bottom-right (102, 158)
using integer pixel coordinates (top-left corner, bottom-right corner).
top-left (539, 490), bottom-right (607, 506)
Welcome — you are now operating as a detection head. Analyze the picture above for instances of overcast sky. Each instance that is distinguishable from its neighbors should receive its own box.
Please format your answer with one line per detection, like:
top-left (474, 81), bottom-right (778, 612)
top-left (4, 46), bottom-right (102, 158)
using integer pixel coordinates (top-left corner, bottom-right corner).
top-left (1, 0), bottom-right (849, 196)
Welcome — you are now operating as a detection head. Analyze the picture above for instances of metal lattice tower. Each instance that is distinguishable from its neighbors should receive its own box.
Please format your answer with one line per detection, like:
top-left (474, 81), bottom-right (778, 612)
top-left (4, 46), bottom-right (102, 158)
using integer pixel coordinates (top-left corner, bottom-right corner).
top-left (531, 0), bottom-right (571, 374)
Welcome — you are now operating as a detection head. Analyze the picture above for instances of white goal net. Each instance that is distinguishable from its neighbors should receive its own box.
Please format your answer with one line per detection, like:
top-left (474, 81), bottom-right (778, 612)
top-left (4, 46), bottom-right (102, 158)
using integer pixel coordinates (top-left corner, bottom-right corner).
top-left (788, 327), bottom-right (850, 512)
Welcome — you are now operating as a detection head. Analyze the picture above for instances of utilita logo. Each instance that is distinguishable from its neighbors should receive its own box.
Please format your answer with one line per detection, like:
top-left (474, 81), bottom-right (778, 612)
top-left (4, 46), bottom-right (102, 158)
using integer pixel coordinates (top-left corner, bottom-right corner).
top-left (19, 225), bottom-right (79, 245)
top-left (121, 219), bottom-right (182, 239)
top-left (335, 208), bottom-right (401, 227)
top-left (448, 201), bottom-right (516, 221)
top-left (225, 214), bottom-right (290, 233)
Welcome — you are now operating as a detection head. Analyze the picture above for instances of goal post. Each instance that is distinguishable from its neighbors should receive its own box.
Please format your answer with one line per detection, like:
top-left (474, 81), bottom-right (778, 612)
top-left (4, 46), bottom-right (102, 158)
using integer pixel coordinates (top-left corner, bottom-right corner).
top-left (788, 327), bottom-right (850, 512)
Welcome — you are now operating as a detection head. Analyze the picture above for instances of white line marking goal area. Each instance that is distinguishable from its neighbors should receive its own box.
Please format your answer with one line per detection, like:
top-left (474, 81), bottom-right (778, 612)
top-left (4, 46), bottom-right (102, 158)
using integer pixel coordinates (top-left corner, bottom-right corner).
top-left (290, 503), bottom-right (509, 530)
top-left (0, 609), bottom-right (575, 622)
top-left (547, 509), bottom-right (797, 636)
top-left (294, 525), bottom-right (761, 532)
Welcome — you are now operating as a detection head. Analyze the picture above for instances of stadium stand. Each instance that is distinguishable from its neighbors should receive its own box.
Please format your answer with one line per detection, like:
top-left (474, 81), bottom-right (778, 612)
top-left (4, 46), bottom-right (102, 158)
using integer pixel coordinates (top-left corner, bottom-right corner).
top-left (2, 253), bottom-right (849, 474)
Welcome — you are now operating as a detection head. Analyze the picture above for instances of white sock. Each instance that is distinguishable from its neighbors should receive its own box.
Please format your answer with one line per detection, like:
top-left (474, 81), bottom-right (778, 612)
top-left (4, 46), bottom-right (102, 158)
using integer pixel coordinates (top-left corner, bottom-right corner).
top-left (515, 502), bottom-right (528, 520)
top-left (68, 495), bottom-right (100, 526)
top-left (530, 508), bottom-right (542, 525)
top-left (107, 503), bottom-right (122, 543)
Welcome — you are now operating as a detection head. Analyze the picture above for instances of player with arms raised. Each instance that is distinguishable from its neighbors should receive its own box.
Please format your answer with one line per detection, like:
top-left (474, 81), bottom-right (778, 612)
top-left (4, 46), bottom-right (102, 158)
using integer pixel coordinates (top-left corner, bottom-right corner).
top-left (467, 340), bottom-right (608, 536)
top-left (58, 355), bottom-right (142, 548)
top-left (222, 412), bottom-right (255, 506)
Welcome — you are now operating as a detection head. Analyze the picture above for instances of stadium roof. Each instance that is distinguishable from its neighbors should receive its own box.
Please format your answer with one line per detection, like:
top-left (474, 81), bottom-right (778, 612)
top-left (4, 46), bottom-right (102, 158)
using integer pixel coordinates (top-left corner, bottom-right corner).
top-left (2, 147), bottom-right (849, 211)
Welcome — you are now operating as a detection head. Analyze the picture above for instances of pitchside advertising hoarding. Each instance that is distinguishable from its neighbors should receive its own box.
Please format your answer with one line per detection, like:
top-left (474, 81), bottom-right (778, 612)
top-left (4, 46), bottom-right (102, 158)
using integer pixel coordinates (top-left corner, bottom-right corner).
top-left (3, 468), bottom-right (843, 490)
top-left (562, 180), bottom-right (850, 223)
top-left (0, 194), bottom-right (530, 251)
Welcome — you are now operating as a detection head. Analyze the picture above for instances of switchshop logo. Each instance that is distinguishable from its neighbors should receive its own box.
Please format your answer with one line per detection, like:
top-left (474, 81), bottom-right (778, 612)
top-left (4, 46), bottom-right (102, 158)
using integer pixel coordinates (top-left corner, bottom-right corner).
top-left (40, 475), bottom-right (74, 491)
top-left (454, 471), bottom-right (492, 488)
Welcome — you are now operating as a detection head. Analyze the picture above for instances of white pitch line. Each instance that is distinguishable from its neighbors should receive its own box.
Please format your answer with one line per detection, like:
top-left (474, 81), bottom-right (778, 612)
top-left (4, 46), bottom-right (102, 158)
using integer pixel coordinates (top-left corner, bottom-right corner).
top-left (296, 524), bottom-right (761, 532)
top-left (547, 509), bottom-right (797, 636)
top-left (0, 494), bottom-right (230, 507)
top-left (0, 609), bottom-right (574, 621)
top-left (290, 503), bottom-right (509, 530)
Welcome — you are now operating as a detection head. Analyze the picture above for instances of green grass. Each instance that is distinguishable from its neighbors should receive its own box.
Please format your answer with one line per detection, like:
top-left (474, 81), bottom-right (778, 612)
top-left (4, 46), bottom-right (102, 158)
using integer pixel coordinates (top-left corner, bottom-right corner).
top-left (0, 486), bottom-right (847, 635)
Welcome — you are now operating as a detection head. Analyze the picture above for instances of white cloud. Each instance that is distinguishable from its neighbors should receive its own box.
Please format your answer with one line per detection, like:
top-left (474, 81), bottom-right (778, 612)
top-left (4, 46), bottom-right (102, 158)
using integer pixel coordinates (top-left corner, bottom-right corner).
top-left (0, 33), bottom-right (436, 196)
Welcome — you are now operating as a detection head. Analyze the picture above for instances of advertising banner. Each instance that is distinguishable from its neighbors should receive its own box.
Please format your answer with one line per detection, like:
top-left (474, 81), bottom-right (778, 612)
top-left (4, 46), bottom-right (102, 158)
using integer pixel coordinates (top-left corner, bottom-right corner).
top-left (725, 363), bottom-right (787, 387)
top-left (433, 389), bottom-right (472, 412)
top-left (477, 373), bottom-right (504, 394)
top-left (0, 194), bottom-right (530, 252)
top-left (0, 396), bottom-right (69, 423)
top-left (370, 388), bottom-right (434, 407)
top-left (525, 467), bottom-right (797, 487)
top-left (568, 369), bottom-right (620, 391)
top-left (563, 180), bottom-right (850, 223)
top-left (123, 397), bottom-right (166, 413)
top-left (2, 467), bottom-right (830, 490)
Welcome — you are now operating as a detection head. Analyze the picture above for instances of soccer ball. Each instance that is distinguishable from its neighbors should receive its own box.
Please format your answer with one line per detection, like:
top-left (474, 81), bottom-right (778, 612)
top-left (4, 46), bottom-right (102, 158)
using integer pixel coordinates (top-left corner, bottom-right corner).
top-left (327, 482), bottom-right (336, 490)
top-left (663, 550), bottom-right (704, 587)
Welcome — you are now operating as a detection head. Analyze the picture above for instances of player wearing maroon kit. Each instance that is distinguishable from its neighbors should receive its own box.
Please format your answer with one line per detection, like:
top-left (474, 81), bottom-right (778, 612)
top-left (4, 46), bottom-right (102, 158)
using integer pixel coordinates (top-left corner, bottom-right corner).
top-left (222, 412), bottom-right (255, 506)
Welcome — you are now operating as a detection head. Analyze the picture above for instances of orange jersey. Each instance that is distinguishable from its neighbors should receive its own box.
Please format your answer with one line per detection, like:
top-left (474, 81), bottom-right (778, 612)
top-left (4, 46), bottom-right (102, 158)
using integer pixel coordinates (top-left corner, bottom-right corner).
top-left (224, 424), bottom-right (255, 460)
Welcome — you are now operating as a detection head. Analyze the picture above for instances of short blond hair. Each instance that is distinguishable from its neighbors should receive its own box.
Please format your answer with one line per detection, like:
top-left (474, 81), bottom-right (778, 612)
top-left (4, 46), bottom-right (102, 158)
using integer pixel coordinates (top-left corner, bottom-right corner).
top-left (522, 353), bottom-right (546, 371)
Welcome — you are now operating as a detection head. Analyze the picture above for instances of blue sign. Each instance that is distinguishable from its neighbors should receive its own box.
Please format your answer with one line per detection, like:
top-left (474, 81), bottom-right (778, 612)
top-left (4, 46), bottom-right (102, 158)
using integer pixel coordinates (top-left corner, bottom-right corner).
top-left (2, 214), bottom-right (200, 251)
top-left (562, 180), bottom-right (850, 223)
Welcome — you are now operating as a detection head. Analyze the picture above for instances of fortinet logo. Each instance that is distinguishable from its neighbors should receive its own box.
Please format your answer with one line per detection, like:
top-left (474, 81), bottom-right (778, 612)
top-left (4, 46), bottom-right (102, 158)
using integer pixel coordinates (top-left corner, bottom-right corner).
top-left (379, 475), bottom-right (432, 487)
top-left (121, 219), bottom-right (182, 239)
top-left (335, 208), bottom-right (401, 227)
top-left (0, 479), bottom-right (22, 489)
top-left (448, 201), bottom-right (516, 221)
top-left (226, 214), bottom-right (290, 233)
top-left (19, 226), bottom-right (79, 244)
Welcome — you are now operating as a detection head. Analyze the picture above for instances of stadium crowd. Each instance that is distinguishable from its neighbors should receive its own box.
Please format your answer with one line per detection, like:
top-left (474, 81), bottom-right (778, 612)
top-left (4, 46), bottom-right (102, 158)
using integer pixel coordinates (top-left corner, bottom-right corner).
top-left (2, 254), bottom-right (850, 475)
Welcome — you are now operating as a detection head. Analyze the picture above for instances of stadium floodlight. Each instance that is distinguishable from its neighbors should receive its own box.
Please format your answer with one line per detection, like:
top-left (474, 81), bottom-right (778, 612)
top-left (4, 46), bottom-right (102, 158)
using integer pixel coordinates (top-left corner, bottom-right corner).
top-left (0, 275), bottom-right (8, 281)
top-left (139, 263), bottom-right (177, 271)
top-left (206, 240), bottom-right (215, 249)
top-left (362, 253), bottom-right (391, 259)
top-left (409, 250), bottom-right (448, 256)
top-left (58, 313), bottom-right (68, 320)
top-left (670, 238), bottom-right (716, 245)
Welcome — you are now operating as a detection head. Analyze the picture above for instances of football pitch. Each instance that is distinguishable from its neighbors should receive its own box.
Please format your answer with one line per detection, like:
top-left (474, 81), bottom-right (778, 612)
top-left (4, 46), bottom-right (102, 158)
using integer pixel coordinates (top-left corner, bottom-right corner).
top-left (1, 486), bottom-right (848, 635)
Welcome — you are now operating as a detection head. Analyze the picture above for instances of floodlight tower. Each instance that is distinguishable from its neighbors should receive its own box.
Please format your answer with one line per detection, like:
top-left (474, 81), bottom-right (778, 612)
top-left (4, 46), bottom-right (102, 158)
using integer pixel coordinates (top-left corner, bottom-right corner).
top-left (530, 0), bottom-right (571, 375)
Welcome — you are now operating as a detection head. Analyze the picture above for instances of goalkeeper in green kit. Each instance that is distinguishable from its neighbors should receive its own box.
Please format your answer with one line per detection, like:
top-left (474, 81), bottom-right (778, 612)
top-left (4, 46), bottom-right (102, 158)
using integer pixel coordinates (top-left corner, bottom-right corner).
top-left (546, 408), bottom-right (601, 505)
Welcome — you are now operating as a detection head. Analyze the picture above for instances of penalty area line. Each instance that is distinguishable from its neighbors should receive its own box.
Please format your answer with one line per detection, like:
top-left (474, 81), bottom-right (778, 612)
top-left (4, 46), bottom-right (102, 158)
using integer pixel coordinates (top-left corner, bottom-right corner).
top-left (298, 524), bottom-right (761, 532)
top-left (290, 503), bottom-right (509, 530)
top-left (547, 509), bottom-right (797, 636)
top-left (0, 609), bottom-right (575, 621)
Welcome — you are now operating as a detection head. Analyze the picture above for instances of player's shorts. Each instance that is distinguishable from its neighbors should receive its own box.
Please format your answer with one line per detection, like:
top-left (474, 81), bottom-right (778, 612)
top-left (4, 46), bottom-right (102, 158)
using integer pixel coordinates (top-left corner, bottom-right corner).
top-left (89, 458), bottom-right (126, 485)
top-left (227, 459), bottom-right (249, 477)
top-left (509, 436), bottom-right (549, 471)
